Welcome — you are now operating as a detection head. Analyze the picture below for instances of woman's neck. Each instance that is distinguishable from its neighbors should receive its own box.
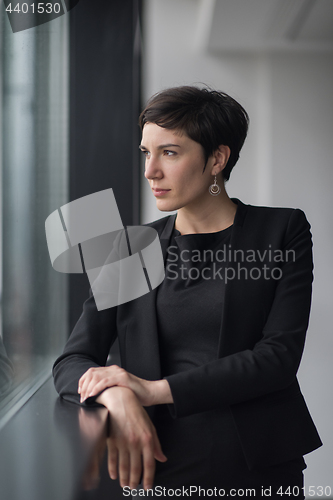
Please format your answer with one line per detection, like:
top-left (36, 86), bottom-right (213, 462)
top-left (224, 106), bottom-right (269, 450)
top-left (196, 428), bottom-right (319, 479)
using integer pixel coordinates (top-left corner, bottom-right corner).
top-left (174, 188), bottom-right (237, 235)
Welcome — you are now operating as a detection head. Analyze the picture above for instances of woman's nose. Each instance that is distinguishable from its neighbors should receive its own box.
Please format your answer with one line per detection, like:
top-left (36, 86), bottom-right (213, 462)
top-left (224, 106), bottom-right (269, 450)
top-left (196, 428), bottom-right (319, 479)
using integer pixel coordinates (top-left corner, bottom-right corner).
top-left (144, 156), bottom-right (163, 180)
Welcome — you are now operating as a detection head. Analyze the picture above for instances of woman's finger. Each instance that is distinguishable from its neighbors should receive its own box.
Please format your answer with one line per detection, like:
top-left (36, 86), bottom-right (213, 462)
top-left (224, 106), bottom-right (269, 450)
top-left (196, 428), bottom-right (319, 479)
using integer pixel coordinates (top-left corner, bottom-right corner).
top-left (78, 375), bottom-right (87, 395)
top-left (151, 426), bottom-right (167, 463)
top-left (79, 383), bottom-right (91, 402)
top-left (107, 438), bottom-right (119, 480)
top-left (118, 448), bottom-right (130, 488)
top-left (78, 370), bottom-right (94, 400)
top-left (129, 447), bottom-right (142, 490)
top-left (81, 378), bottom-right (105, 402)
top-left (142, 445), bottom-right (156, 491)
top-left (79, 378), bottom-right (92, 402)
top-left (84, 379), bottom-right (114, 400)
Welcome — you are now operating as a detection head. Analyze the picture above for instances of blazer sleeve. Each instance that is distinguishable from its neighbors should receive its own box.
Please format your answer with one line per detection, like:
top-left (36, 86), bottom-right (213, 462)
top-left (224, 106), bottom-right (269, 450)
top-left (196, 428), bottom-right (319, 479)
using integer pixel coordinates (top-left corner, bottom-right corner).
top-left (52, 226), bottom-right (130, 407)
top-left (165, 208), bottom-right (314, 418)
top-left (52, 290), bottom-right (118, 407)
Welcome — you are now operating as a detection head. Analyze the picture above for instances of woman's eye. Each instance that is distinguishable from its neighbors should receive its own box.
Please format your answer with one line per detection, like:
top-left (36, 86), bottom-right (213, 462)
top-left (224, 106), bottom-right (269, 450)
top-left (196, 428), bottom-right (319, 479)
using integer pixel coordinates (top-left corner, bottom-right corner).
top-left (164, 150), bottom-right (176, 156)
top-left (141, 150), bottom-right (150, 157)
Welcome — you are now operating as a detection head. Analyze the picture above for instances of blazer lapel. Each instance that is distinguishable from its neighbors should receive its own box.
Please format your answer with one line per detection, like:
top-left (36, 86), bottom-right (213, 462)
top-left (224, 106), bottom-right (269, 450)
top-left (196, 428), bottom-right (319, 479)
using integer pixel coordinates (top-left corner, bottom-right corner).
top-left (121, 214), bottom-right (176, 381)
top-left (217, 199), bottom-right (249, 357)
top-left (160, 213), bottom-right (177, 260)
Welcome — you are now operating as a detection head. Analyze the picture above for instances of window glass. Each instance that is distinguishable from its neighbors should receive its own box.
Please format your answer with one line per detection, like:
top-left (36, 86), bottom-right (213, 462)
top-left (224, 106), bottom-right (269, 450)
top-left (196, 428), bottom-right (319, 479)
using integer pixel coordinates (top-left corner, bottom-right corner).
top-left (0, 7), bottom-right (69, 427)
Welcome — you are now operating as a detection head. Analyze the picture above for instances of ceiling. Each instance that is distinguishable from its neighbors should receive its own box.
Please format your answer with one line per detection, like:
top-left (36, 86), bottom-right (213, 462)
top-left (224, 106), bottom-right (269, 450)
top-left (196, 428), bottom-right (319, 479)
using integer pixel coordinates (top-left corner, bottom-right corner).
top-left (197, 0), bottom-right (333, 52)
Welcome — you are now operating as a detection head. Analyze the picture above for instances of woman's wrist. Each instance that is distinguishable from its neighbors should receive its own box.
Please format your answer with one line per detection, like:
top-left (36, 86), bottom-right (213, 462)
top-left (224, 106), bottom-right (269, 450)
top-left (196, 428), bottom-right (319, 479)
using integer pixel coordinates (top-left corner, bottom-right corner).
top-left (96, 386), bottom-right (133, 409)
top-left (151, 379), bottom-right (173, 405)
top-left (94, 377), bottom-right (173, 408)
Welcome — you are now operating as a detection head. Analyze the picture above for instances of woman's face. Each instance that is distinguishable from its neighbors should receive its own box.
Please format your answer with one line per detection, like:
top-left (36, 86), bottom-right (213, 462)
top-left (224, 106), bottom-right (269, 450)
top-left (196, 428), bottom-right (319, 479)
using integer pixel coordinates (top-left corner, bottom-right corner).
top-left (140, 123), bottom-right (218, 212)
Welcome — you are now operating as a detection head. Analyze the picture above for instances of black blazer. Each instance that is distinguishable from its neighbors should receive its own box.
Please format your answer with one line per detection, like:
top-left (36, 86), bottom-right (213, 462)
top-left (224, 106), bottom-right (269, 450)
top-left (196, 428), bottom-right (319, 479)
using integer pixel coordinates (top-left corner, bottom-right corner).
top-left (53, 198), bottom-right (322, 470)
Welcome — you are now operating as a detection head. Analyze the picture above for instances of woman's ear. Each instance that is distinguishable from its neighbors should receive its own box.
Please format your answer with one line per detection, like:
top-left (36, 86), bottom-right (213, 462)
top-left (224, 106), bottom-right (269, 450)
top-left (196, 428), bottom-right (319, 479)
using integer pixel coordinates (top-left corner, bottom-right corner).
top-left (212, 145), bottom-right (231, 175)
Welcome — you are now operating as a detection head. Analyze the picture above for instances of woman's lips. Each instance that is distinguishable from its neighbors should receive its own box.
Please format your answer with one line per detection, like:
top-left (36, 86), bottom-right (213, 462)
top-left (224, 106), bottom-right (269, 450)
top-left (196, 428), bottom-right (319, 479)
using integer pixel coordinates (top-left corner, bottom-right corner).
top-left (152, 188), bottom-right (171, 197)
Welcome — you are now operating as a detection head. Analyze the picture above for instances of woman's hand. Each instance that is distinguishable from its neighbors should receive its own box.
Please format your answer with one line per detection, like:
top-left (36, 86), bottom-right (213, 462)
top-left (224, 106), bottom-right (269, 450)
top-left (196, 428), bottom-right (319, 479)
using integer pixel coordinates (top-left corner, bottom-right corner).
top-left (78, 365), bottom-right (173, 406)
top-left (78, 407), bottom-right (108, 491)
top-left (97, 386), bottom-right (167, 490)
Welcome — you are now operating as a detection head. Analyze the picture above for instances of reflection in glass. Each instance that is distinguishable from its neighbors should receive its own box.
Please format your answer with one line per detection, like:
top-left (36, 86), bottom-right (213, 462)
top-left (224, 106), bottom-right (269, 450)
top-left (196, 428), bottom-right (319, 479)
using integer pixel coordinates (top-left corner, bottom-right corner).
top-left (0, 7), bottom-right (69, 425)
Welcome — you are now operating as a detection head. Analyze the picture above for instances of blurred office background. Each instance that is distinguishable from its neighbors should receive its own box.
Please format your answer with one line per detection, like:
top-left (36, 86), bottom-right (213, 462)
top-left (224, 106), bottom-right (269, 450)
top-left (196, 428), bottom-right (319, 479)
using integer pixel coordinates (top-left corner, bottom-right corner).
top-left (141, 0), bottom-right (333, 488)
top-left (0, 0), bottom-right (332, 497)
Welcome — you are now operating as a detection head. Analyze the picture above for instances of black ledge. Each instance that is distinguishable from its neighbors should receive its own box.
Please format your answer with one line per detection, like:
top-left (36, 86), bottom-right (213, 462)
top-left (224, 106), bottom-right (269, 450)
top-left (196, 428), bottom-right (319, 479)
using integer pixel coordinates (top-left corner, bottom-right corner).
top-left (0, 377), bottom-right (124, 500)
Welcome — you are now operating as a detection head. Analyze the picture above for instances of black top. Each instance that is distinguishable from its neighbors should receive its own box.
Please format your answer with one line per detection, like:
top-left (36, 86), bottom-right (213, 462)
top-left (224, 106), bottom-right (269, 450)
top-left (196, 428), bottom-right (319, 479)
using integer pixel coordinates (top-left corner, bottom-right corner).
top-left (157, 225), bottom-right (232, 378)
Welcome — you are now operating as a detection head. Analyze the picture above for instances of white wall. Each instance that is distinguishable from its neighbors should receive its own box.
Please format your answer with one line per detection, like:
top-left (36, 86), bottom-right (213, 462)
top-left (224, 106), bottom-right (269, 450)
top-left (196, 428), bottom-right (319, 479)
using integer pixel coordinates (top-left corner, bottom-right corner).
top-left (141, 0), bottom-right (333, 490)
top-left (270, 52), bottom-right (333, 487)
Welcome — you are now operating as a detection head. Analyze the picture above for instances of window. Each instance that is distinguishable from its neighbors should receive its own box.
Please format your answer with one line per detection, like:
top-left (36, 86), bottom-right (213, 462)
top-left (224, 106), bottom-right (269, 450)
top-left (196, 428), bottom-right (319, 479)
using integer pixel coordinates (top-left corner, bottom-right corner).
top-left (0, 7), bottom-right (69, 428)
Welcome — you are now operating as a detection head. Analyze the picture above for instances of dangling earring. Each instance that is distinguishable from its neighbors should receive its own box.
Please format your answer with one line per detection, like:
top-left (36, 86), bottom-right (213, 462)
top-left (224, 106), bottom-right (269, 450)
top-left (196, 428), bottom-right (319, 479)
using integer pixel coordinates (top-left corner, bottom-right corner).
top-left (209, 174), bottom-right (221, 196)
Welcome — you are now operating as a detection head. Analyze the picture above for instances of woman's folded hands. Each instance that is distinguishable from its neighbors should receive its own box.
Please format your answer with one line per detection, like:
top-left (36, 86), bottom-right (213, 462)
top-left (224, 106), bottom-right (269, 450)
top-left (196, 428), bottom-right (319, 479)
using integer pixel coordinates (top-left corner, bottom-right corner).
top-left (78, 366), bottom-right (172, 490)
top-left (96, 386), bottom-right (167, 491)
top-left (78, 364), bottom-right (173, 406)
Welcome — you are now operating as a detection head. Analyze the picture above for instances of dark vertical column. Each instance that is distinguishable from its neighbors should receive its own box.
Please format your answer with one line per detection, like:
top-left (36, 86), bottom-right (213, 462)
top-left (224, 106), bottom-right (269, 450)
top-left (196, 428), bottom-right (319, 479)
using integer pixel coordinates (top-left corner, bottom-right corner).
top-left (69, 0), bottom-right (142, 331)
top-left (132, 0), bottom-right (142, 226)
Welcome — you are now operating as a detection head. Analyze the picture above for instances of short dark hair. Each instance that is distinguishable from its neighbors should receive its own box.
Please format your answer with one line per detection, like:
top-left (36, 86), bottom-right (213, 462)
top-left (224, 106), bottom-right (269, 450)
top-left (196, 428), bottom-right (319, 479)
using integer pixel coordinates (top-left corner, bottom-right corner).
top-left (139, 85), bottom-right (249, 181)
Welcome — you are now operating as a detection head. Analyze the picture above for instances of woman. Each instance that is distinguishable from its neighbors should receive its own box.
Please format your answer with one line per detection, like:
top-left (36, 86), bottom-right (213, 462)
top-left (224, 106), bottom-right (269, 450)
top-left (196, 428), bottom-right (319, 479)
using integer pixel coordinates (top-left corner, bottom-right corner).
top-left (53, 86), bottom-right (322, 497)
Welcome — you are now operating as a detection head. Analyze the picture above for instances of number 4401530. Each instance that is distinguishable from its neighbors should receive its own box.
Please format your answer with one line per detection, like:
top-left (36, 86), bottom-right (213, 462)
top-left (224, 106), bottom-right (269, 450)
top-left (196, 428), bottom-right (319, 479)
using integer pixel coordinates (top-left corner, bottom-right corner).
top-left (5, 3), bottom-right (61, 14)
top-left (277, 486), bottom-right (332, 497)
